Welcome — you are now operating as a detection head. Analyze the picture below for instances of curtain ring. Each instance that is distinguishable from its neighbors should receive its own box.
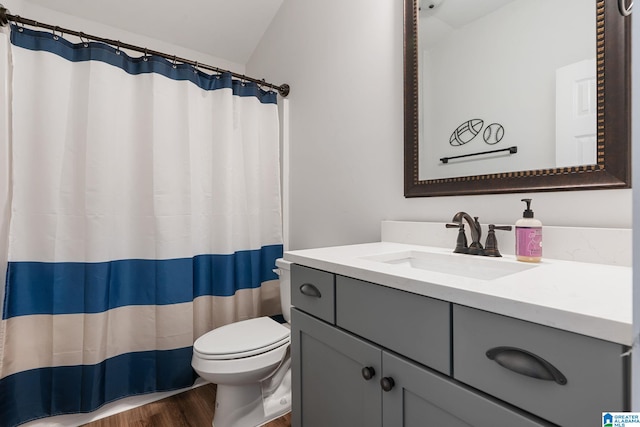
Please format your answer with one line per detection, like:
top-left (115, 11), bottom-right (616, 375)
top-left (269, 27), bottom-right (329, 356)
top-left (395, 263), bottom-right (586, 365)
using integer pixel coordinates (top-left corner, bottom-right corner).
top-left (15, 15), bottom-right (24, 32)
top-left (116, 41), bottom-right (121, 55)
top-left (52, 25), bottom-right (59, 40)
top-left (172, 55), bottom-right (177, 69)
top-left (193, 61), bottom-right (199, 74)
top-left (79, 32), bottom-right (88, 47)
top-left (143, 47), bottom-right (149, 62)
top-left (259, 78), bottom-right (272, 94)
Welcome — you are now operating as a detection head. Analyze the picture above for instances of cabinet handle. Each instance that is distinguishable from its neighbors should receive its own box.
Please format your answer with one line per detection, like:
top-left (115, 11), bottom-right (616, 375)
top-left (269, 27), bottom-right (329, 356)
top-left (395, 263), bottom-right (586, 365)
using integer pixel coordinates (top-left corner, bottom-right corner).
top-left (299, 283), bottom-right (322, 298)
top-left (361, 366), bottom-right (376, 380)
top-left (380, 377), bottom-right (395, 392)
top-left (486, 346), bottom-right (567, 385)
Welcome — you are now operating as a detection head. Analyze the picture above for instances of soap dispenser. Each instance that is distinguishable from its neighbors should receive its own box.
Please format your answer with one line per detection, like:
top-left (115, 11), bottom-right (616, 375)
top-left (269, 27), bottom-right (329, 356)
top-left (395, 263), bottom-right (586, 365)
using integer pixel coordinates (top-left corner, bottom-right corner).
top-left (515, 198), bottom-right (542, 263)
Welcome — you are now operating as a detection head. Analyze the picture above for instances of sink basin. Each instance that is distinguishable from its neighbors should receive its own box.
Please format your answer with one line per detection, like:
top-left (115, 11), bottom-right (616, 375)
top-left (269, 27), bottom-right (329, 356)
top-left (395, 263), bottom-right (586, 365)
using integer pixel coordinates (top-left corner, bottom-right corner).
top-left (363, 250), bottom-right (536, 280)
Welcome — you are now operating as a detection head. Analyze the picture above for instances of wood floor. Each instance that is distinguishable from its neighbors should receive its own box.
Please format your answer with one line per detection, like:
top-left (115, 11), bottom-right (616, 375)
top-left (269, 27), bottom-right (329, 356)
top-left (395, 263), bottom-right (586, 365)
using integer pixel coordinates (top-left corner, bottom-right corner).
top-left (82, 383), bottom-right (291, 427)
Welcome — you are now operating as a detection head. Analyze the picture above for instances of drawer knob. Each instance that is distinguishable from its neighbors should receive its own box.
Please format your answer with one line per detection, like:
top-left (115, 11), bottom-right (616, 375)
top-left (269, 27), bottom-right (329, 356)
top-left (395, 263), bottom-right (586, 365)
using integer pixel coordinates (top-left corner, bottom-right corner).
top-left (361, 366), bottom-right (376, 380)
top-left (299, 283), bottom-right (322, 298)
top-left (380, 377), bottom-right (395, 392)
top-left (486, 346), bottom-right (567, 385)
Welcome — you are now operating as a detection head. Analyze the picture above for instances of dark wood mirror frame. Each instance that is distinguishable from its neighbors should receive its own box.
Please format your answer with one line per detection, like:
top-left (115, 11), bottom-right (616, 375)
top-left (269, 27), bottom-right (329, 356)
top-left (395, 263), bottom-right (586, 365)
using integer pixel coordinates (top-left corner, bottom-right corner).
top-left (404, 0), bottom-right (631, 197)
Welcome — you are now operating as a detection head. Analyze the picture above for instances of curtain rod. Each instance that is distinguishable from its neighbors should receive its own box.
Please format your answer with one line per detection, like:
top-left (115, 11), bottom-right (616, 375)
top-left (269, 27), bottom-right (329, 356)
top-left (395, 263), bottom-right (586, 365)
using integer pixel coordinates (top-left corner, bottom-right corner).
top-left (0, 6), bottom-right (290, 97)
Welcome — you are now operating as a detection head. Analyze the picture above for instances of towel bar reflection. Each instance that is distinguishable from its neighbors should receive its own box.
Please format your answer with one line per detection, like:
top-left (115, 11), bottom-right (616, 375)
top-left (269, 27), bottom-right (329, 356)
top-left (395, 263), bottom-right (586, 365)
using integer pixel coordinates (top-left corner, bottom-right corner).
top-left (440, 146), bottom-right (518, 164)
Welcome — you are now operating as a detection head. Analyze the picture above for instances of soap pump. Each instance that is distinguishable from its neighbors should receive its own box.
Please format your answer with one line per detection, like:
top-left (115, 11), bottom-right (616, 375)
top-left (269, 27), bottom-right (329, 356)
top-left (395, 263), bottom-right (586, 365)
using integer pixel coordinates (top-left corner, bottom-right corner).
top-left (515, 198), bottom-right (542, 263)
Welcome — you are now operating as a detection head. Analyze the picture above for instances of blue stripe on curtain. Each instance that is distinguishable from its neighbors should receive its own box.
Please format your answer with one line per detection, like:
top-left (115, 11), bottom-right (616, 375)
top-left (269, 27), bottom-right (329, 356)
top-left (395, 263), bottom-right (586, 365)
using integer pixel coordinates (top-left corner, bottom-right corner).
top-left (0, 347), bottom-right (196, 427)
top-left (3, 244), bottom-right (282, 319)
top-left (9, 25), bottom-right (277, 104)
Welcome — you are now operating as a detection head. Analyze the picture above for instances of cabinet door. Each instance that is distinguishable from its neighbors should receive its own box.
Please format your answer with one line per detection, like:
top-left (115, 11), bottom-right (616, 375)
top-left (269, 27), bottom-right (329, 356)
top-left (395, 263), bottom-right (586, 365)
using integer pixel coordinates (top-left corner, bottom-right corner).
top-left (381, 352), bottom-right (553, 427)
top-left (291, 308), bottom-right (382, 427)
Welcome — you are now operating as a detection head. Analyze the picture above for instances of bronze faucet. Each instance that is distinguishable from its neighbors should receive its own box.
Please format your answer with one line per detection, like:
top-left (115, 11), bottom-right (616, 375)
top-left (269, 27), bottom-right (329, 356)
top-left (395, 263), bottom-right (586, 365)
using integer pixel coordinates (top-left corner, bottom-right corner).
top-left (447, 212), bottom-right (483, 255)
top-left (446, 213), bottom-right (512, 257)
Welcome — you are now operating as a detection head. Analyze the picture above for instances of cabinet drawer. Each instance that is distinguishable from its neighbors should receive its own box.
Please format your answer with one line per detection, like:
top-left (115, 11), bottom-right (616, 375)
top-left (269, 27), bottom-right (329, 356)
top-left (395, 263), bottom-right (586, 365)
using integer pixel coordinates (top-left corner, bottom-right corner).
top-left (291, 264), bottom-right (335, 324)
top-left (453, 304), bottom-right (628, 427)
top-left (336, 275), bottom-right (450, 374)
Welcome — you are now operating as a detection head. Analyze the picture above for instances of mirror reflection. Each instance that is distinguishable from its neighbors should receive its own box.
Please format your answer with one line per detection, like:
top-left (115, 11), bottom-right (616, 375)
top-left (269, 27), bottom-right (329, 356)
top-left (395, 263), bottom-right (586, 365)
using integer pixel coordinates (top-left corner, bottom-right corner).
top-left (418, 0), bottom-right (596, 181)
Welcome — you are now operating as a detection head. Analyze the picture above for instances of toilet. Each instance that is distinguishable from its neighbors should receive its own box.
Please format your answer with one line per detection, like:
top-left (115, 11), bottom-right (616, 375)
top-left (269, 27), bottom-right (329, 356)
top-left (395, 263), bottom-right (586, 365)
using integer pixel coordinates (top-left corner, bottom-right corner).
top-left (191, 258), bottom-right (293, 427)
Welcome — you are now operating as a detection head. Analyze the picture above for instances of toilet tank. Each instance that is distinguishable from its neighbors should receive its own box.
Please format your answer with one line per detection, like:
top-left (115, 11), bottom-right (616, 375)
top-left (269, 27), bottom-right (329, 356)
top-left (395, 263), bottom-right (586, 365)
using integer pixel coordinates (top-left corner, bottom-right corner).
top-left (275, 258), bottom-right (292, 323)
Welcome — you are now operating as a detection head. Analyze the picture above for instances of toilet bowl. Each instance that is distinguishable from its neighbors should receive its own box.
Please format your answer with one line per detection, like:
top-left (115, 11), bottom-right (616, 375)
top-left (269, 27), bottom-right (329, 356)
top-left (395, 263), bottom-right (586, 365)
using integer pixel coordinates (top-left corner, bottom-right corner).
top-left (191, 258), bottom-right (293, 427)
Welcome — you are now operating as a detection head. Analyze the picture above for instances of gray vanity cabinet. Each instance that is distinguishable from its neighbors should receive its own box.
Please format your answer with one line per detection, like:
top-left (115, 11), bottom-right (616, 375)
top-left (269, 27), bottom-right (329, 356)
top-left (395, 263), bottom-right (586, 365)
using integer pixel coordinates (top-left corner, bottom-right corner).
top-left (291, 265), bottom-right (555, 427)
top-left (292, 308), bottom-right (550, 427)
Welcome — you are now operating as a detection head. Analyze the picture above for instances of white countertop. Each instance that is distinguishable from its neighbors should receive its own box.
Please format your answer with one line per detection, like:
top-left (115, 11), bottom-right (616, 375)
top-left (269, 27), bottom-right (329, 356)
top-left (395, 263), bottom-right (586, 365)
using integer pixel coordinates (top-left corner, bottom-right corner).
top-left (284, 242), bottom-right (632, 346)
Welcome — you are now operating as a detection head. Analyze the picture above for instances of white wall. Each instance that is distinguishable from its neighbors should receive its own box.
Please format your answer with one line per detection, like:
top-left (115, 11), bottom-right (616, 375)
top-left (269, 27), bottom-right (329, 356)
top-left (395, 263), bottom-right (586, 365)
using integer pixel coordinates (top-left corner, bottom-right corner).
top-left (248, 0), bottom-right (631, 251)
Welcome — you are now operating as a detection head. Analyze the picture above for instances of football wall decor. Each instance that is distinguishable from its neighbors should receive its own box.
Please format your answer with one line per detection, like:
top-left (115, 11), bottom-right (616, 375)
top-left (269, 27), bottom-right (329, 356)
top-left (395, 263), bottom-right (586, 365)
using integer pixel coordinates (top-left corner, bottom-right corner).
top-left (449, 119), bottom-right (483, 146)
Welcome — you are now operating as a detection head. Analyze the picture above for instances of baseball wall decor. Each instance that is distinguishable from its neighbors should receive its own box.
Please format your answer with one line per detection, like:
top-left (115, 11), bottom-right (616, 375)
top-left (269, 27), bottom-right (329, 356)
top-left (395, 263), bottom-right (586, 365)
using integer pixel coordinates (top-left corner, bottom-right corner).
top-left (483, 123), bottom-right (505, 145)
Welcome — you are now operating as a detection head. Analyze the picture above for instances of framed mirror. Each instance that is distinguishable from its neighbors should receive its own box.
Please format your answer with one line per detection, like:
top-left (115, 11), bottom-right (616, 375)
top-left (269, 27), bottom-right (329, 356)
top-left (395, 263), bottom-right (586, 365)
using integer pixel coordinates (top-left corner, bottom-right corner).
top-left (404, 0), bottom-right (631, 197)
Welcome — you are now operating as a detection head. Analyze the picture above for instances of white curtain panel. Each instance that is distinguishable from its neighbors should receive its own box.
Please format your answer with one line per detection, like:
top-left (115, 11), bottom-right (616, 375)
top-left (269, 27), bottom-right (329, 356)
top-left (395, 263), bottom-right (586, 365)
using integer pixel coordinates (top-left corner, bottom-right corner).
top-left (0, 26), bottom-right (283, 426)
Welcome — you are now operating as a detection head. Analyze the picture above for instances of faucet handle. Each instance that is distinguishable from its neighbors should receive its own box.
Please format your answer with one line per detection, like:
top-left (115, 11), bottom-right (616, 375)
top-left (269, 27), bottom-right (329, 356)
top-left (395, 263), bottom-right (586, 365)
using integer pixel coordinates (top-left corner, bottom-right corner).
top-left (445, 223), bottom-right (468, 253)
top-left (484, 224), bottom-right (513, 257)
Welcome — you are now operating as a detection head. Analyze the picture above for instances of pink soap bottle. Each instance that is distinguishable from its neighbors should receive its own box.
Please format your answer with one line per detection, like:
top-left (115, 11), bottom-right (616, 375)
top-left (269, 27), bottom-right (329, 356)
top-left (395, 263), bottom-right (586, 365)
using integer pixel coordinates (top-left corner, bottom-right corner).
top-left (515, 198), bottom-right (542, 263)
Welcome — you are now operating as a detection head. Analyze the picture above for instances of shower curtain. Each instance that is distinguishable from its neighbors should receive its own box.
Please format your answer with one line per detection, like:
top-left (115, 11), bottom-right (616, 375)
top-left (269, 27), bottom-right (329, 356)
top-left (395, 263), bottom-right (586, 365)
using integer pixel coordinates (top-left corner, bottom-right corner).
top-left (0, 25), bottom-right (283, 427)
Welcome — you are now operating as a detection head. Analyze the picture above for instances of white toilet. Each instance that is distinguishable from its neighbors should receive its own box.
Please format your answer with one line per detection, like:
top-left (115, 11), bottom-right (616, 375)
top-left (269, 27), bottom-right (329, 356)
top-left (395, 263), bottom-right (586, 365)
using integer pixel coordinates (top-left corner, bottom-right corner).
top-left (192, 258), bottom-right (293, 427)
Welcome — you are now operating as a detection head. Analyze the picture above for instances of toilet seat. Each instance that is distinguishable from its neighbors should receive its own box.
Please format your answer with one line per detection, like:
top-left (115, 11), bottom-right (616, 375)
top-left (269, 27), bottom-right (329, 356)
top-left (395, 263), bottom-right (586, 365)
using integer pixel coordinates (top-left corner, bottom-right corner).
top-left (194, 317), bottom-right (290, 360)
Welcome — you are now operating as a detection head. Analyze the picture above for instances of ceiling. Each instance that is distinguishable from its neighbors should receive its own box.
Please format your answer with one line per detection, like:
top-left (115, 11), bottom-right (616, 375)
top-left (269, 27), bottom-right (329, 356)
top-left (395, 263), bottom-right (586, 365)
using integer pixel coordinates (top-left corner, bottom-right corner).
top-left (419, 0), bottom-right (515, 48)
top-left (420, 0), bottom-right (515, 29)
top-left (21, 0), bottom-right (284, 64)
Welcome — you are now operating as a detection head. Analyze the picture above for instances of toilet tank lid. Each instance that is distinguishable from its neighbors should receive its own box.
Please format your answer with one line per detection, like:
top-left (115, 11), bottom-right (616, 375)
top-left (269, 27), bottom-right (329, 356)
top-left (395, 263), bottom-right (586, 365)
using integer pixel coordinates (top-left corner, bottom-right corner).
top-left (275, 258), bottom-right (292, 269)
top-left (194, 317), bottom-right (290, 356)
